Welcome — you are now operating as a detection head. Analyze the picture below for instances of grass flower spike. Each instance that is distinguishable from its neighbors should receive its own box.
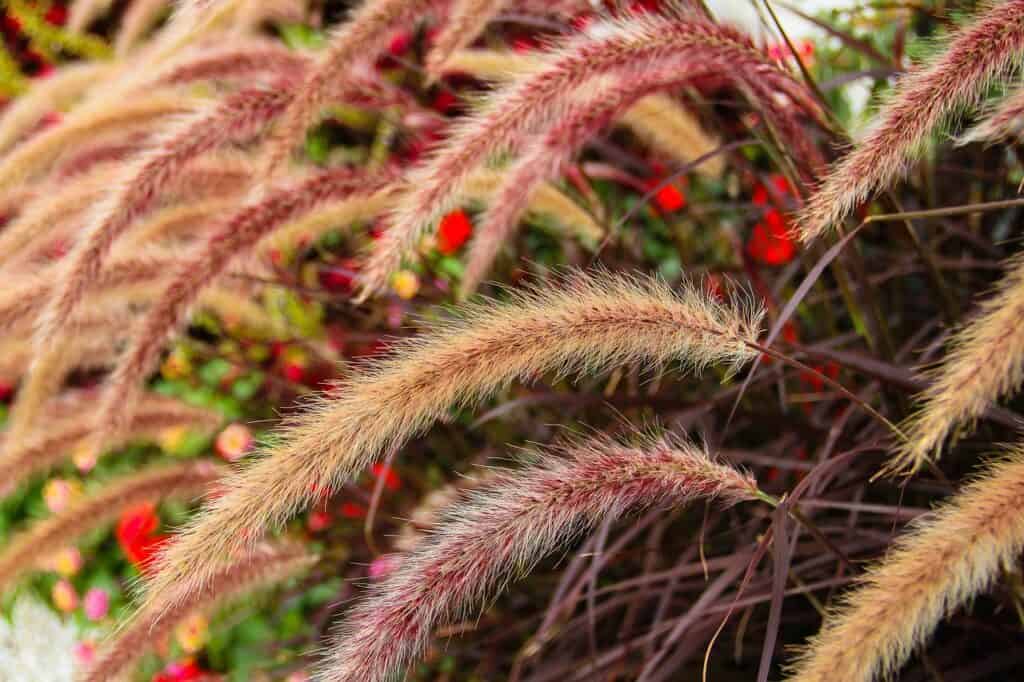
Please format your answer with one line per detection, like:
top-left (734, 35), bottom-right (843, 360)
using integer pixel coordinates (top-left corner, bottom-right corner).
top-left (321, 432), bottom-right (760, 682)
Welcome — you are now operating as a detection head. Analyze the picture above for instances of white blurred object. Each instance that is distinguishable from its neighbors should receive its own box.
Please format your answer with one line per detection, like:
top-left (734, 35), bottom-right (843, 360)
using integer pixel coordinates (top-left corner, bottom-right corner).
top-left (707, 0), bottom-right (842, 38)
top-left (708, 0), bottom-right (874, 124)
top-left (0, 598), bottom-right (77, 682)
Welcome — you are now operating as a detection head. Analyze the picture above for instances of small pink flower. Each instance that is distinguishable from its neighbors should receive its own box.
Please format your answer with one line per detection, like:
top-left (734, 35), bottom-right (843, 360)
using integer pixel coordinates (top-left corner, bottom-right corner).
top-left (49, 547), bottom-right (83, 577)
top-left (73, 641), bottom-right (97, 667)
top-left (83, 587), bottom-right (110, 621)
top-left (369, 554), bottom-right (400, 581)
top-left (43, 479), bottom-right (80, 513)
top-left (72, 444), bottom-right (97, 473)
top-left (215, 423), bottom-right (254, 462)
top-left (52, 579), bottom-right (78, 612)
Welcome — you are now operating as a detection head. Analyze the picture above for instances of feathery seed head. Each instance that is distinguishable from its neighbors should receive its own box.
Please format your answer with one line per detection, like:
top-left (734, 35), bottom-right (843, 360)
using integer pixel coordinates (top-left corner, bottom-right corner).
top-left (318, 431), bottom-right (758, 681)
top-left (139, 269), bottom-right (762, 621)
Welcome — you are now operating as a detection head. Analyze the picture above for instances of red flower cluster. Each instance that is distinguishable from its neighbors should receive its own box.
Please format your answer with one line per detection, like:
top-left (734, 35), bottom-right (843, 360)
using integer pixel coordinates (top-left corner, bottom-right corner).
top-left (747, 175), bottom-right (797, 266)
top-left (116, 503), bottom-right (168, 573)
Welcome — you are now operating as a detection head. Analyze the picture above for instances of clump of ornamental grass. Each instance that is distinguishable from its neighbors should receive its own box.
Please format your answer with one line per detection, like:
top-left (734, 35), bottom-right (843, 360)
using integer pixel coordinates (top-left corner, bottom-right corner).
top-left (788, 443), bottom-right (1024, 682)
top-left (138, 269), bottom-right (763, 620)
top-left (82, 541), bottom-right (316, 682)
top-left (798, 0), bottom-right (1024, 241)
top-left (319, 431), bottom-right (762, 682)
top-left (0, 460), bottom-right (223, 591)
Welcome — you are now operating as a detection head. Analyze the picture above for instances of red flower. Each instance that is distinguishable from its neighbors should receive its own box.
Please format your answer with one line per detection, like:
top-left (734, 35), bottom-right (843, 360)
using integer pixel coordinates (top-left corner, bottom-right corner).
top-left (747, 209), bottom-right (796, 266)
top-left (752, 174), bottom-right (792, 207)
top-left (45, 5), bottom-right (68, 25)
top-left (319, 261), bottom-right (359, 293)
top-left (431, 90), bottom-right (459, 114)
top-left (116, 503), bottom-right (168, 571)
top-left (371, 463), bottom-right (401, 492)
top-left (511, 34), bottom-right (540, 53)
top-left (437, 209), bottom-right (473, 254)
top-left (339, 501), bottom-right (367, 519)
top-left (644, 178), bottom-right (687, 213)
top-left (307, 510), bottom-right (332, 533)
top-left (801, 361), bottom-right (841, 392)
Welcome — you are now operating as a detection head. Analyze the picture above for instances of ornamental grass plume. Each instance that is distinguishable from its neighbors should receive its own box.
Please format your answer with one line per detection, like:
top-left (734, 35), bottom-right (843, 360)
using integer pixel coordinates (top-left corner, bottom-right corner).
top-left (787, 443), bottom-right (1024, 682)
top-left (85, 167), bottom-right (399, 462)
top-left (138, 269), bottom-right (763, 621)
top-left (82, 542), bottom-right (316, 682)
top-left (0, 152), bottom-right (247, 268)
top-left (359, 13), bottom-right (819, 295)
top-left (153, 40), bottom-right (310, 87)
top-left (0, 396), bottom-right (222, 497)
top-left (798, 0), bottom-right (1024, 241)
top-left (319, 432), bottom-right (761, 682)
top-left (261, 169), bottom-right (599, 257)
top-left (260, 0), bottom-right (433, 179)
top-left (0, 461), bottom-right (223, 591)
top-left (887, 253), bottom-right (1024, 475)
top-left (462, 169), bottom-right (603, 242)
top-left (460, 85), bottom-right (637, 297)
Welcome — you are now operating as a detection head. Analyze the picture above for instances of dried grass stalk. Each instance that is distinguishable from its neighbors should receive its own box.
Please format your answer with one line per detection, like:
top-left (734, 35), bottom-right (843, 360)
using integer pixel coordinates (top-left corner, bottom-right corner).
top-left (787, 444), bottom-right (1024, 682)
top-left (139, 270), bottom-right (763, 620)
top-left (67, 0), bottom-right (115, 32)
top-left (889, 253), bottom-right (1024, 475)
top-left (82, 542), bottom-right (315, 682)
top-left (798, 0), bottom-right (1024, 241)
top-left (116, 0), bottom-right (175, 55)
top-left (321, 433), bottom-right (759, 681)
top-left (0, 460), bottom-right (223, 591)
